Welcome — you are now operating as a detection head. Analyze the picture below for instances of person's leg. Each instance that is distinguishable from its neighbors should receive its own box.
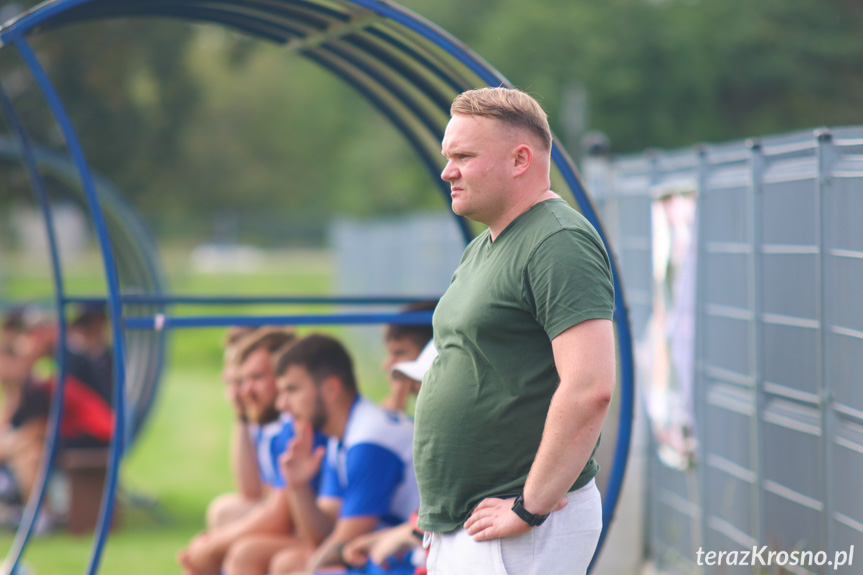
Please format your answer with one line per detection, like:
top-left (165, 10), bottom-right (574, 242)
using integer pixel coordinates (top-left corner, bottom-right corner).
top-left (179, 533), bottom-right (229, 575)
top-left (425, 527), bottom-right (501, 575)
top-left (224, 534), bottom-right (303, 575)
top-left (9, 418), bottom-right (47, 501)
top-left (206, 491), bottom-right (260, 530)
top-left (268, 539), bottom-right (315, 574)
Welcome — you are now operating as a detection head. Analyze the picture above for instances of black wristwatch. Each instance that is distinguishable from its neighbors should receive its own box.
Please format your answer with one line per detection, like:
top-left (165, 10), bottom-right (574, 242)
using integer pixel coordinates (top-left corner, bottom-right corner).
top-left (511, 494), bottom-right (549, 527)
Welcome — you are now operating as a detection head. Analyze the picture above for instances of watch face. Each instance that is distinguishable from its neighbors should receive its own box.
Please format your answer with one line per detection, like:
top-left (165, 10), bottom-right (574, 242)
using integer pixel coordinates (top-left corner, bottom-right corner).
top-left (512, 495), bottom-right (547, 526)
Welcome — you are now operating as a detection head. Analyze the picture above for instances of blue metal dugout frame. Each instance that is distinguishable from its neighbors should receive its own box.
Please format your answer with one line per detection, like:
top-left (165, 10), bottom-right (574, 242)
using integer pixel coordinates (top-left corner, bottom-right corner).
top-left (0, 1), bottom-right (635, 574)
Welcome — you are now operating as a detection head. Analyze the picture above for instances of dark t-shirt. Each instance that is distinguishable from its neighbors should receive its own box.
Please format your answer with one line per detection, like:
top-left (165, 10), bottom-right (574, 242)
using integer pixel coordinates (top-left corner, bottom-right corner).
top-left (414, 198), bottom-right (615, 532)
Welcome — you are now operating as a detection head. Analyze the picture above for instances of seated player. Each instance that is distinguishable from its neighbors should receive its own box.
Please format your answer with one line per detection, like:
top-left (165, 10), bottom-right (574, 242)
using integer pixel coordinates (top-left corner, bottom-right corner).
top-left (178, 327), bottom-right (326, 575)
top-left (268, 334), bottom-right (419, 575)
top-left (341, 340), bottom-right (438, 575)
top-left (0, 341), bottom-right (48, 506)
top-left (65, 302), bottom-right (113, 406)
top-left (15, 306), bottom-right (113, 450)
top-left (379, 302), bottom-right (435, 413)
top-left (203, 326), bottom-right (261, 530)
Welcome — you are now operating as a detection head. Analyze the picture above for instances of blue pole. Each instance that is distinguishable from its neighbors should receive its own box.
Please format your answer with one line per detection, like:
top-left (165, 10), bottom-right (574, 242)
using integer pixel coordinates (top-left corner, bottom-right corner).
top-left (16, 36), bottom-right (127, 575)
top-left (0, 79), bottom-right (70, 575)
top-left (118, 294), bottom-right (442, 306)
top-left (123, 310), bottom-right (435, 330)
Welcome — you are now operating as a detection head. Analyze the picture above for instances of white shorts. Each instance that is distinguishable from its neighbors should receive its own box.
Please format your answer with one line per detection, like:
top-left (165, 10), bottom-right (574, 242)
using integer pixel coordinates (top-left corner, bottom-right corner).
top-left (425, 479), bottom-right (602, 575)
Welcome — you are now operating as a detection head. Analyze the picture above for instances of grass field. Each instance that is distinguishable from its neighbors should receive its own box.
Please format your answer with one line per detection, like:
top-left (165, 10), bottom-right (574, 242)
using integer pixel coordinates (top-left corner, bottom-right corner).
top-left (0, 247), bottom-right (393, 574)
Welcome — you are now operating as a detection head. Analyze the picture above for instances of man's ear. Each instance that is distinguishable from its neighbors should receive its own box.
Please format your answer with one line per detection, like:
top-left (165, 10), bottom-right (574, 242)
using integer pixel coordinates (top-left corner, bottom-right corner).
top-left (513, 144), bottom-right (532, 177)
top-left (321, 375), bottom-right (342, 402)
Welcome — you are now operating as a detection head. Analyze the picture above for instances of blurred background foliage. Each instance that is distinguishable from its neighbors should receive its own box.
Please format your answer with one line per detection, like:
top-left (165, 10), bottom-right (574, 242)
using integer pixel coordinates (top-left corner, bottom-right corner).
top-left (1, 0), bottom-right (862, 244)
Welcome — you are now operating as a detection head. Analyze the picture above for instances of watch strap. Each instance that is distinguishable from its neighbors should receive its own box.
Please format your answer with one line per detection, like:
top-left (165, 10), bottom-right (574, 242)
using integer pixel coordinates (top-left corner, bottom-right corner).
top-left (511, 494), bottom-right (549, 527)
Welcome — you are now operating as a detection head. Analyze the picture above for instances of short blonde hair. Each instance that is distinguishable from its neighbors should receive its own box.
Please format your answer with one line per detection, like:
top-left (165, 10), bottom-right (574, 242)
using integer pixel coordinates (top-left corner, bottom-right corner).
top-left (450, 87), bottom-right (552, 150)
top-left (235, 326), bottom-right (296, 366)
top-left (223, 326), bottom-right (256, 364)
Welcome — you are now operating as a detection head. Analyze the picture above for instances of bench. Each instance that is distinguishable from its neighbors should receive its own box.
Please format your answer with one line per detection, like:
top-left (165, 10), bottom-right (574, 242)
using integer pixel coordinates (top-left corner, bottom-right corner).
top-left (56, 448), bottom-right (121, 534)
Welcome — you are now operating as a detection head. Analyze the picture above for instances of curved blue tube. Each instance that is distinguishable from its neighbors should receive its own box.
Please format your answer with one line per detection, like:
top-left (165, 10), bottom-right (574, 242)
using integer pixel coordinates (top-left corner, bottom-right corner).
top-left (16, 36), bottom-right (127, 575)
top-left (119, 294), bottom-right (441, 306)
top-left (123, 310), bottom-right (435, 330)
top-left (0, 79), bottom-right (71, 575)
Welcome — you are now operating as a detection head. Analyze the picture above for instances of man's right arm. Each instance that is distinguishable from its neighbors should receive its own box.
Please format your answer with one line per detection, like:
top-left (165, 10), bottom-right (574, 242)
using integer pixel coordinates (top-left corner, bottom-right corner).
top-left (232, 420), bottom-right (263, 499)
top-left (285, 485), bottom-right (339, 547)
top-left (280, 420), bottom-right (337, 546)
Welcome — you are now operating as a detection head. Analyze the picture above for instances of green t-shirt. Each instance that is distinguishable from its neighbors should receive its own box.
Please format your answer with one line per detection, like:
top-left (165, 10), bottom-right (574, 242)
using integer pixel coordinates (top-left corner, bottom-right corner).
top-left (413, 198), bottom-right (615, 533)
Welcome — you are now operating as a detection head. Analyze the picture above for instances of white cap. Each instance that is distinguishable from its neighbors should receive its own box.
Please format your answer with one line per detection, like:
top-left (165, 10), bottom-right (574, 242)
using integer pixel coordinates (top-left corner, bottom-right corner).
top-left (391, 340), bottom-right (437, 382)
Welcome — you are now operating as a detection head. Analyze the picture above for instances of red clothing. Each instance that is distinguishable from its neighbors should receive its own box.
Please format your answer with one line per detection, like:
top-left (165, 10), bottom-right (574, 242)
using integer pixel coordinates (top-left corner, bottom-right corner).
top-left (40, 376), bottom-right (114, 442)
top-left (410, 512), bottom-right (428, 575)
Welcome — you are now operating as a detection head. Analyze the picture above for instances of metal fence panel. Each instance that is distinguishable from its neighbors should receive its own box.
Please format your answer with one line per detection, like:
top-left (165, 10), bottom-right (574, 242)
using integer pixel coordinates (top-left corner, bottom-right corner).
top-left (586, 125), bottom-right (863, 574)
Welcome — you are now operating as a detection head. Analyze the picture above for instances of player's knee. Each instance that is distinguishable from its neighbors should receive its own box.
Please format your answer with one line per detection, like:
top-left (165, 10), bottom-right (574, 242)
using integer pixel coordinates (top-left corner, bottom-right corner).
top-left (206, 492), bottom-right (254, 529)
top-left (223, 538), bottom-right (264, 575)
top-left (268, 545), bottom-right (308, 574)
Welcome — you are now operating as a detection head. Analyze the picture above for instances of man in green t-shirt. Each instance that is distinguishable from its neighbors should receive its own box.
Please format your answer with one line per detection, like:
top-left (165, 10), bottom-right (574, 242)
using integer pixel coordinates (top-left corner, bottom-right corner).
top-left (413, 87), bottom-right (616, 574)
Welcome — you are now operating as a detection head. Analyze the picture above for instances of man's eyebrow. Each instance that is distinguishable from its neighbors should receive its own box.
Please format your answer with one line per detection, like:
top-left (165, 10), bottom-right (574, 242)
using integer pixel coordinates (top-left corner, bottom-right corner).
top-left (442, 146), bottom-right (469, 158)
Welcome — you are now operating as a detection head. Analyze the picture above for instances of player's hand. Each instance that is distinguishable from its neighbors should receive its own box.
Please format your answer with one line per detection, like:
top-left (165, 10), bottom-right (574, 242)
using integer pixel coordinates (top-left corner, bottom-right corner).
top-left (279, 419), bottom-right (325, 487)
top-left (225, 382), bottom-right (245, 419)
top-left (380, 373), bottom-right (412, 412)
top-left (368, 522), bottom-right (421, 566)
top-left (341, 530), bottom-right (381, 567)
top-left (464, 496), bottom-right (568, 541)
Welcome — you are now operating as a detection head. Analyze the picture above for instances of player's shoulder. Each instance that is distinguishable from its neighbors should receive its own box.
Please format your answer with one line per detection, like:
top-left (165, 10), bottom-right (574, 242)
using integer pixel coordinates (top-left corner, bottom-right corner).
top-left (344, 397), bottom-right (414, 453)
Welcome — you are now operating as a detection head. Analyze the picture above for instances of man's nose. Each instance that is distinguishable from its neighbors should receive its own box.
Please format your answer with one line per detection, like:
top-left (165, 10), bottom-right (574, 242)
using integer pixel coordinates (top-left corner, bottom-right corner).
top-left (441, 161), bottom-right (457, 181)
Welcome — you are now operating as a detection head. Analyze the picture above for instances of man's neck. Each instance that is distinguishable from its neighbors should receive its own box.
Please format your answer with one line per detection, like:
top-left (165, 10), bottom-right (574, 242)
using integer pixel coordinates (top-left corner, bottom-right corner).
top-left (488, 189), bottom-right (558, 241)
top-left (323, 394), bottom-right (358, 440)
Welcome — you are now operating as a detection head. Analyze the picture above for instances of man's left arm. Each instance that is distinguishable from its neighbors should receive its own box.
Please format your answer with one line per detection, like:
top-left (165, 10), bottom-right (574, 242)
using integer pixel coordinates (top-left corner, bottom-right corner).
top-left (464, 317), bottom-right (615, 540)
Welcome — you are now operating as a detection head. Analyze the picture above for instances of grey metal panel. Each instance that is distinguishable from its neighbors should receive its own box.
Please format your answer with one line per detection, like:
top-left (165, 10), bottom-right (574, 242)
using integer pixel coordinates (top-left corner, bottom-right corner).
top-left (832, 418), bottom-right (863, 530)
top-left (702, 251), bottom-right (750, 310)
top-left (761, 323), bottom-right (819, 397)
top-left (761, 399), bottom-right (822, 499)
top-left (830, 331), bottom-right (863, 415)
top-left (618, 190), bottom-right (652, 235)
top-left (650, 484), bottom-right (700, 573)
top-left (615, 187), bottom-right (653, 337)
top-left (828, 178), bottom-right (863, 253)
top-left (761, 178), bottom-right (819, 246)
top-left (700, 185), bottom-right (749, 244)
top-left (761, 396), bottom-right (824, 554)
top-left (331, 212), bottom-right (463, 296)
top-left (704, 381), bottom-right (755, 467)
top-left (828, 255), bottom-right (863, 334)
top-left (760, 253), bottom-right (818, 319)
top-left (833, 520), bottom-right (863, 568)
top-left (626, 299), bottom-right (652, 342)
top-left (700, 531), bottom-right (759, 575)
top-left (603, 126), bottom-right (862, 572)
top-left (703, 315), bottom-right (752, 378)
top-left (702, 468), bottom-right (756, 545)
top-left (619, 243), bottom-right (651, 292)
top-left (650, 491), bottom-right (699, 547)
top-left (762, 488), bottom-right (823, 552)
